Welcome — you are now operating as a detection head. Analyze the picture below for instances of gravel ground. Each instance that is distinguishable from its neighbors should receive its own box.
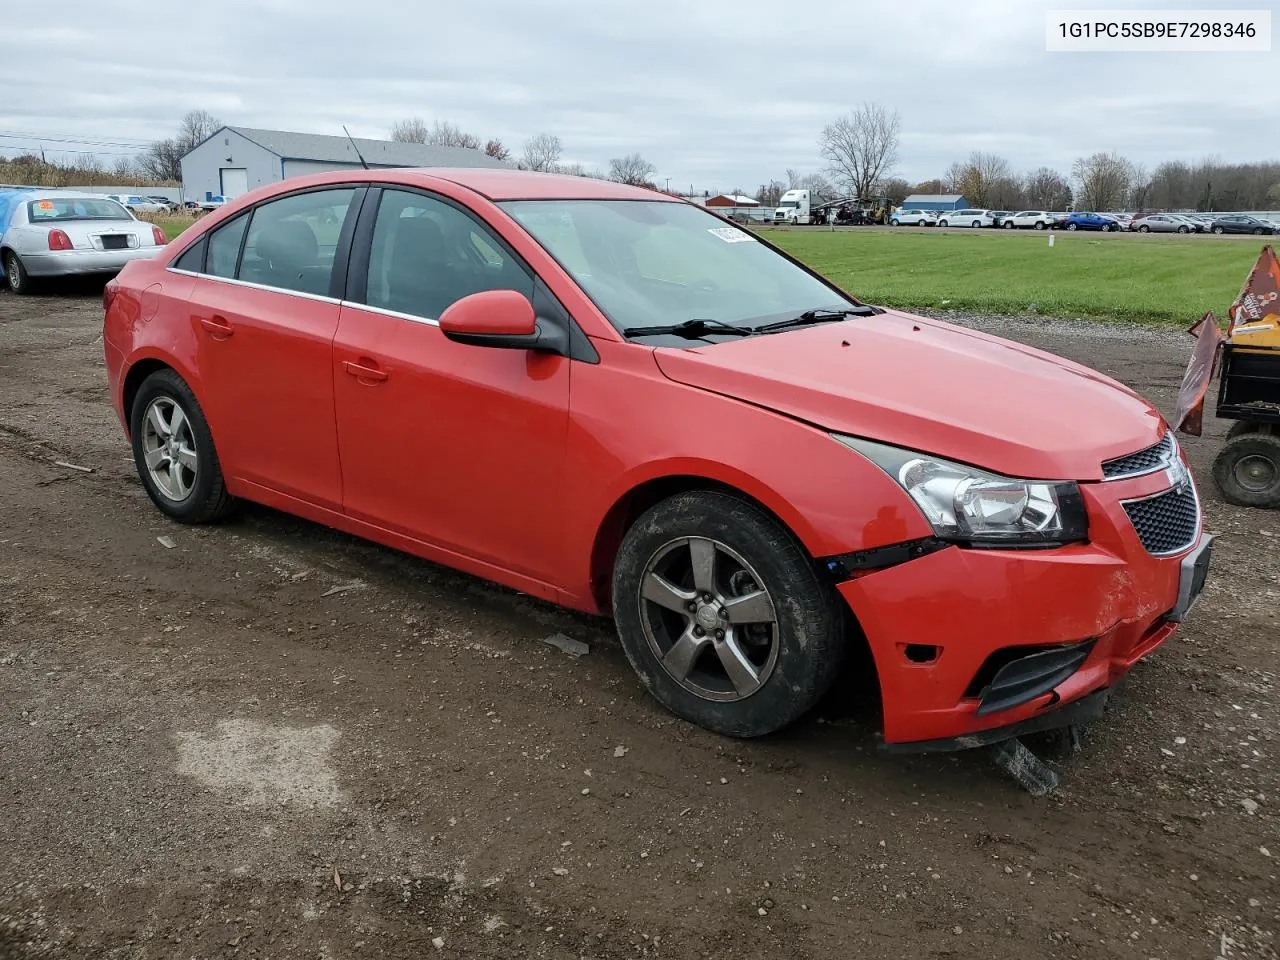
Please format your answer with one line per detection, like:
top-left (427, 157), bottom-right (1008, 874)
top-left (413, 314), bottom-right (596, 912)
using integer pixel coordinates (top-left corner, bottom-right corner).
top-left (0, 284), bottom-right (1276, 959)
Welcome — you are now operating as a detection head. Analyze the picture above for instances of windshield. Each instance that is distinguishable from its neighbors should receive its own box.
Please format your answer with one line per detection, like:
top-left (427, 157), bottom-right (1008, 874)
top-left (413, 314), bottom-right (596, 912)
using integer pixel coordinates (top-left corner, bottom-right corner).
top-left (501, 200), bottom-right (855, 331)
top-left (28, 197), bottom-right (131, 221)
top-left (780, 200), bottom-right (800, 208)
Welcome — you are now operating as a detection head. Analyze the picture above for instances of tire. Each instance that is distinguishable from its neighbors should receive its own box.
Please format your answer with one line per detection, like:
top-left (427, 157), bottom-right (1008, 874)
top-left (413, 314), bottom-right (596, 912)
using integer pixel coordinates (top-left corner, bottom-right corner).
top-left (611, 491), bottom-right (844, 738)
top-left (4, 251), bottom-right (32, 294)
top-left (1177, 225), bottom-right (1189, 233)
top-left (1213, 226), bottom-right (1225, 234)
top-left (1226, 421), bottom-right (1276, 440)
top-left (129, 368), bottom-right (235, 523)
top-left (890, 219), bottom-right (900, 226)
top-left (1212, 433), bottom-right (1280, 508)
top-left (1034, 221), bottom-right (1046, 230)
top-left (1003, 221), bottom-right (1014, 229)
top-left (972, 220), bottom-right (981, 228)
top-left (1253, 228), bottom-right (1264, 235)
top-left (938, 220), bottom-right (949, 228)
top-left (1138, 225), bottom-right (1150, 232)
top-left (1067, 223), bottom-right (1079, 231)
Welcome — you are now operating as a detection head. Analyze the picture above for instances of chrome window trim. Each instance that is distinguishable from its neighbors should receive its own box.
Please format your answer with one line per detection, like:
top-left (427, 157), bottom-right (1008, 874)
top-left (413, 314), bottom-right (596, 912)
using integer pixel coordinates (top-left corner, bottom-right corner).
top-left (168, 267), bottom-right (443, 324)
top-left (339, 301), bottom-right (440, 326)
top-left (165, 267), bottom-right (343, 306)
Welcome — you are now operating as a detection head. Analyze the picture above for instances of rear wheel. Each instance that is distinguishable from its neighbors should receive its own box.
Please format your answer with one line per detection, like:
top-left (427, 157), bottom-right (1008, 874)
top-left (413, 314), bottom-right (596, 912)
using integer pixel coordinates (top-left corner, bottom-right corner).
top-left (4, 251), bottom-right (31, 294)
top-left (1213, 433), bottom-right (1280, 508)
top-left (612, 491), bottom-right (845, 738)
top-left (129, 368), bottom-right (235, 523)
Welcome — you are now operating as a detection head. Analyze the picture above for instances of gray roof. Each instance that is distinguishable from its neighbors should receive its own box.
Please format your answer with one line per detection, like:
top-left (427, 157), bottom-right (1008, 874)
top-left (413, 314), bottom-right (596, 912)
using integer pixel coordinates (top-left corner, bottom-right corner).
top-left (902, 194), bottom-right (965, 204)
top-left (218, 126), bottom-right (510, 169)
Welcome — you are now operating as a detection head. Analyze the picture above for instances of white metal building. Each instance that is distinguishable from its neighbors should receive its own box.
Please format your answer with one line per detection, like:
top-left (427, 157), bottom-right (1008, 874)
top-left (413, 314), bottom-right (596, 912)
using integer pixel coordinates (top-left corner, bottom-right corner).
top-left (180, 126), bottom-right (511, 203)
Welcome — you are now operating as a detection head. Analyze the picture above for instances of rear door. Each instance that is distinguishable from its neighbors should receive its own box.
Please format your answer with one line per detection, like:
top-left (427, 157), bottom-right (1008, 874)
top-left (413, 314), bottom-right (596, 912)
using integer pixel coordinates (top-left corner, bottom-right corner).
top-left (332, 187), bottom-right (571, 583)
top-left (187, 186), bottom-right (363, 510)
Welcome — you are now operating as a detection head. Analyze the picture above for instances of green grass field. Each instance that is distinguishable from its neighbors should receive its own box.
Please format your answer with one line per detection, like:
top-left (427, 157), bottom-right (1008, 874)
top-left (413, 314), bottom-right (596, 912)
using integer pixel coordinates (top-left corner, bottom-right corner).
top-left (761, 228), bottom-right (1262, 324)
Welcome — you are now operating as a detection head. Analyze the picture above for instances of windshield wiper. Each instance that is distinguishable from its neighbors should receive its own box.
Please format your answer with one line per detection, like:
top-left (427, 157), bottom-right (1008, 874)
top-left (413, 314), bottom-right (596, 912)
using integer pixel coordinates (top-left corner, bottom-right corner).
top-left (622, 318), bottom-right (754, 339)
top-left (751, 305), bottom-right (881, 334)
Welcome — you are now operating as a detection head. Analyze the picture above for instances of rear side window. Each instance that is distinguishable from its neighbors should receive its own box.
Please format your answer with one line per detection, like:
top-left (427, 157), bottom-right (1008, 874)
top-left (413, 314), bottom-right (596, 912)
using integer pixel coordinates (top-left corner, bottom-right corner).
top-left (206, 214), bottom-right (248, 279)
top-left (239, 189), bottom-right (356, 296)
top-left (172, 237), bottom-right (206, 272)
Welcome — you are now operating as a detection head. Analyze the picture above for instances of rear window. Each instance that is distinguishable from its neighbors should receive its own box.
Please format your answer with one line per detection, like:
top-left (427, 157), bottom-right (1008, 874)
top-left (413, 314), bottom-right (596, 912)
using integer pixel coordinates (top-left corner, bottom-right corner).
top-left (28, 197), bottom-right (131, 221)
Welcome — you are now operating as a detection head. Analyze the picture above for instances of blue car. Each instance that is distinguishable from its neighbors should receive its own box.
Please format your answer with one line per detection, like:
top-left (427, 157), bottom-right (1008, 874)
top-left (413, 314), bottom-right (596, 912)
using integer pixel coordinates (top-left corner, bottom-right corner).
top-left (1062, 211), bottom-right (1120, 232)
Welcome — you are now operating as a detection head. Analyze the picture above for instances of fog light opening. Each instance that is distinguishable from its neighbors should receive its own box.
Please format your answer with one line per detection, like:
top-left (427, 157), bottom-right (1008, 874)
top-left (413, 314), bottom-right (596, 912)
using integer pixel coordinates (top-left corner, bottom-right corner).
top-left (903, 643), bottom-right (940, 664)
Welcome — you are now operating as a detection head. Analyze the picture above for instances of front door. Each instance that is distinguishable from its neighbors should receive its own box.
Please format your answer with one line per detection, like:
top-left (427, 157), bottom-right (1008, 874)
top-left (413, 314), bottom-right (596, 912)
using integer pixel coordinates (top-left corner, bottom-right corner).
top-left (332, 187), bottom-right (571, 584)
top-left (190, 186), bottom-right (360, 510)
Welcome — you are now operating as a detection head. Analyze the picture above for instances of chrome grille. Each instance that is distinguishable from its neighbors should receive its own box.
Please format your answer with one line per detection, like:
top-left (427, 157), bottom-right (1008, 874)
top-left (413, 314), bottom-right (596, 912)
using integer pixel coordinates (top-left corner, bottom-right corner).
top-left (1102, 432), bottom-right (1176, 479)
top-left (1122, 486), bottom-right (1199, 555)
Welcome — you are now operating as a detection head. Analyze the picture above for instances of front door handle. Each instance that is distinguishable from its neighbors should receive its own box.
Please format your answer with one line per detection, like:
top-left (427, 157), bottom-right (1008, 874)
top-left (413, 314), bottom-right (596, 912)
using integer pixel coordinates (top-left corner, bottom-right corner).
top-left (344, 359), bottom-right (388, 384)
top-left (199, 314), bottom-right (234, 339)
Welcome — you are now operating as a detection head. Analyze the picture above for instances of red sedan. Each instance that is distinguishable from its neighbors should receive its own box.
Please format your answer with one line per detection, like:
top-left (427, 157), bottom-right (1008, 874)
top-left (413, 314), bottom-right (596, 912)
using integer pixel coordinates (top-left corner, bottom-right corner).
top-left (102, 169), bottom-right (1212, 751)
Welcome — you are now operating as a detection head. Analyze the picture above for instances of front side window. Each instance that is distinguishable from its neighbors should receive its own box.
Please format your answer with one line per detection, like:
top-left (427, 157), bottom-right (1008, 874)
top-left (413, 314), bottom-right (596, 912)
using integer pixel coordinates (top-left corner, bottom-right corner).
top-left (363, 189), bottom-right (532, 319)
top-left (502, 199), bottom-right (856, 332)
top-left (239, 188), bottom-right (356, 296)
top-left (28, 197), bottom-right (130, 221)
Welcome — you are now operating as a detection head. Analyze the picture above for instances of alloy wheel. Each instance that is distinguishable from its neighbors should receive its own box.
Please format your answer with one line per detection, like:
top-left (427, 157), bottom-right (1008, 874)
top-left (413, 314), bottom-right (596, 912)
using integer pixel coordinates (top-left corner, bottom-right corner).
top-left (141, 396), bottom-right (198, 501)
top-left (637, 536), bottom-right (779, 702)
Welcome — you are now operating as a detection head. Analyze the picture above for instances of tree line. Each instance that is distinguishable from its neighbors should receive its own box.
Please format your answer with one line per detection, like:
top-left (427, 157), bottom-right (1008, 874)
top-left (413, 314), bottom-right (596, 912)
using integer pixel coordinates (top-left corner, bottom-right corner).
top-left (749, 101), bottom-right (1280, 213)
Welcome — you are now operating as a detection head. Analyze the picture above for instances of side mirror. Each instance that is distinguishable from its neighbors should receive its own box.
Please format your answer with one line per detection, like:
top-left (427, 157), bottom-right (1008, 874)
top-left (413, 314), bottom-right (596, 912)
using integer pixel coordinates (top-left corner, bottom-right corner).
top-left (438, 289), bottom-right (567, 354)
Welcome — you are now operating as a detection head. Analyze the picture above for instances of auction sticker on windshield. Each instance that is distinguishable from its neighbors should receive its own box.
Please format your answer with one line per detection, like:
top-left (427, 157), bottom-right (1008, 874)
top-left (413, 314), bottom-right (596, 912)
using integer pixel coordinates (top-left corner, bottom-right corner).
top-left (708, 226), bottom-right (756, 243)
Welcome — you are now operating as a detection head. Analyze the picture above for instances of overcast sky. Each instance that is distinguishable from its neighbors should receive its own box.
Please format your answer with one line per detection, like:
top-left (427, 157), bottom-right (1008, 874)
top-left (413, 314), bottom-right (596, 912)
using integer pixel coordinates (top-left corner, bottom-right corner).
top-left (2, 0), bottom-right (1277, 192)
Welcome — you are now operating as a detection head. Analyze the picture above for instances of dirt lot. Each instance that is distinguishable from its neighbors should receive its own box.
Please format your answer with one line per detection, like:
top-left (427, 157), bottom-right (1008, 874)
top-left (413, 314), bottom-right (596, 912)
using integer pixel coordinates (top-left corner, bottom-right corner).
top-left (0, 286), bottom-right (1276, 960)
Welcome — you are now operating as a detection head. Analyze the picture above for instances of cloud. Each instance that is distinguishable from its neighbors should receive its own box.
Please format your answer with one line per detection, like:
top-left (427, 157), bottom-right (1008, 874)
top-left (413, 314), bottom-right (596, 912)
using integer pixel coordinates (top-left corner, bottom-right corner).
top-left (0, 0), bottom-right (1276, 189)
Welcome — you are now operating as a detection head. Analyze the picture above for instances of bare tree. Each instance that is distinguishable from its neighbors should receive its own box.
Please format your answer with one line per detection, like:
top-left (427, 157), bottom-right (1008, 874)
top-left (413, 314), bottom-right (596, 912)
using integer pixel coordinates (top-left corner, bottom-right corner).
top-left (521, 133), bottom-right (562, 173)
top-left (947, 152), bottom-right (1013, 207)
top-left (177, 110), bottom-right (221, 152)
top-left (785, 168), bottom-right (801, 189)
top-left (756, 179), bottom-right (786, 206)
top-left (796, 172), bottom-right (836, 203)
top-left (139, 110), bottom-right (222, 182)
top-left (875, 177), bottom-right (911, 204)
top-left (1128, 163), bottom-right (1153, 211)
top-left (1073, 152), bottom-right (1133, 210)
top-left (609, 152), bottom-right (657, 186)
top-left (390, 117), bottom-right (430, 143)
top-left (112, 156), bottom-right (139, 179)
top-left (1023, 167), bottom-right (1071, 209)
top-left (819, 103), bottom-right (901, 199)
top-left (484, 138), bottom-right (511, 162)
top-left (391, 118), bottom-right (480, 149)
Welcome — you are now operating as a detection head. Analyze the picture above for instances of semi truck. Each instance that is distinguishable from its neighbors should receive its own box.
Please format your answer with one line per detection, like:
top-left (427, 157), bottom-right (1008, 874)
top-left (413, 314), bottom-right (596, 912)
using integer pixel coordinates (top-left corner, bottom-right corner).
top-left (772, 189), bottom-right (813, 224)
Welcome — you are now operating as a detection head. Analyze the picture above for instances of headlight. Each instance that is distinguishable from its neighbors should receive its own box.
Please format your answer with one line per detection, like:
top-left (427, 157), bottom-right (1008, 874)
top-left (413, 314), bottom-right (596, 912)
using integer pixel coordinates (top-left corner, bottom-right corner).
top-left (835, 436), bottom-right (1088, 546)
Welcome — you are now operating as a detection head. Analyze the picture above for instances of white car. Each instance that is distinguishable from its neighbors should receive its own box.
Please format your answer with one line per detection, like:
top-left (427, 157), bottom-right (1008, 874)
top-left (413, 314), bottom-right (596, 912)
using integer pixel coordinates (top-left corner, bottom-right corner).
top-left (104, 193), bottom-right (170, 216)
top-left (0, 191), bottom-right (167, 294)
top-left (937, 208), bottom-right (994, 228)
top-left (890, 209), bottom-right (938, 226)
top-left (1001, 210), bottom-right (1056, 230)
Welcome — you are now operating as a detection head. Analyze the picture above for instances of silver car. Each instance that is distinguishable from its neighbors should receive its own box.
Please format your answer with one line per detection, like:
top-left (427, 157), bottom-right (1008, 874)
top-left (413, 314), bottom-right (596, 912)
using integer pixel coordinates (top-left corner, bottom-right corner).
top-left (1, 192), bottom-right (166, 294)
top-left (1132, 214), bottom-right (1198, 234)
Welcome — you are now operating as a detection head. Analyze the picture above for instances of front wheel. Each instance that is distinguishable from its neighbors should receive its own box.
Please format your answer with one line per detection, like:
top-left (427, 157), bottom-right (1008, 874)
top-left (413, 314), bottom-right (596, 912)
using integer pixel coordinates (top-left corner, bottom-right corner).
top-left (1067, 223), bottom-right (1079, 231)
top-left (612, 491), bottom-right (845, 738)
top-left (130, 368), bottom-right (236, 523)
top-left (1034, 221), bottom-right (1046, 230)
top-left (890, 219), bottom-right (900, 226)
top-left (1213, 433), bottom-right (1280, 508)
top-left (1003, 221), bottom-right (1014, 229)
top-left (1254, 228), bottom-right (1265, 235)
top-left (1213, 226), bottom-right (1225, 234)
top-left (1177, 225), bottom-right (1188, 233)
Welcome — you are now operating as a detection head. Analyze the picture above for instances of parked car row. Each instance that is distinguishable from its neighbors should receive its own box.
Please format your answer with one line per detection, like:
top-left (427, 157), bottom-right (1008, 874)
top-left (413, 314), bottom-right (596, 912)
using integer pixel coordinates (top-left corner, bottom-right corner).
top-left (891, 207), bottom-right (1280, 235)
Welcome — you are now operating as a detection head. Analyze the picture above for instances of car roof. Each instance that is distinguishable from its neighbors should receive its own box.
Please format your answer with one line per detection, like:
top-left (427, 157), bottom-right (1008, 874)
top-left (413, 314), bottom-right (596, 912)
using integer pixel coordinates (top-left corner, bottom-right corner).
top-left (241, 167), bottom-right (680, 203)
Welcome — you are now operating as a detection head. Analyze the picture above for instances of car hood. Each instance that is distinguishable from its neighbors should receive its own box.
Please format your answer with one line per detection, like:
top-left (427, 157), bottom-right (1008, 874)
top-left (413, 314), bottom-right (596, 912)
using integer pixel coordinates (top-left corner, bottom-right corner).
top-left (652, 310), bottom-right (1165, 481)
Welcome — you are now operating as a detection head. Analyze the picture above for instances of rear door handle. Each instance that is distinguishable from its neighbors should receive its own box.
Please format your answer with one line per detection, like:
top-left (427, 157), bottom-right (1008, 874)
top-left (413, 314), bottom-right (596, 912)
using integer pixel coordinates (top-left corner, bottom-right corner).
top-left (344, 360), bottom-right (388, 384)
top-left (199, 314), bottom-right (234, 338)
